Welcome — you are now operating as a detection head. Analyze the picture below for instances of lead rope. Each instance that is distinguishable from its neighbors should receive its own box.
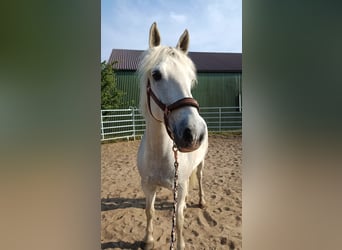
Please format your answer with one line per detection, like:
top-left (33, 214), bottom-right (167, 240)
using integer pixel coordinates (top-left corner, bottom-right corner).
top-left (170, 143), bottom-right (179, 250)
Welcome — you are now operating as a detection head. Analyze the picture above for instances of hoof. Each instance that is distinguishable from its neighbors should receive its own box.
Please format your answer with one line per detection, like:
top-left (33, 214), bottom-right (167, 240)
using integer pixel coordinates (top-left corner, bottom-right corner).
top-left (199, 200), bottom-right (207, 209)
top-left (142, 241), bottom-right (154, 250)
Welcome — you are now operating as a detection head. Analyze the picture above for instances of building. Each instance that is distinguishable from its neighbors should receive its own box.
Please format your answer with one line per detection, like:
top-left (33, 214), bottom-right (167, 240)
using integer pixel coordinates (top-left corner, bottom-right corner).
top-left (107, 49), bottom-right (242, 109)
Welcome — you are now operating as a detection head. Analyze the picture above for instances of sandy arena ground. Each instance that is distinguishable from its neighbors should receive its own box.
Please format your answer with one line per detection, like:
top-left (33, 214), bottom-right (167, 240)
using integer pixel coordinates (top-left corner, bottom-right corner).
top-left (101, 134), bottom-right (242, 250)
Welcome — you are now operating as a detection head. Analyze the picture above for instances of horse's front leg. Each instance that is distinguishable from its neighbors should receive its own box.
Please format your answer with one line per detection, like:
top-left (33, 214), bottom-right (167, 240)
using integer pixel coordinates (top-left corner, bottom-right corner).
top-left (142, 182), bottom-right (157, 250)
top-left (176, 182), bottom-right (188, 250)
top-left (197, 161), bottom-right (206, 208)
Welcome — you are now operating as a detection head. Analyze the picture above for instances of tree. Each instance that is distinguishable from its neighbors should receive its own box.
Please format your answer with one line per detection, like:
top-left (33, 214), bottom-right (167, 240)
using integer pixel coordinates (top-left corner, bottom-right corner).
top-left (101, 61), bottom-right (124, 109)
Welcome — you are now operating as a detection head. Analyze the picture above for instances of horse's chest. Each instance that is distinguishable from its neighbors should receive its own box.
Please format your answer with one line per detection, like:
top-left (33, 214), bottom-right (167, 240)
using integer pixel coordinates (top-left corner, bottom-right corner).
top-left (148, 160), bottom-right (174, 189)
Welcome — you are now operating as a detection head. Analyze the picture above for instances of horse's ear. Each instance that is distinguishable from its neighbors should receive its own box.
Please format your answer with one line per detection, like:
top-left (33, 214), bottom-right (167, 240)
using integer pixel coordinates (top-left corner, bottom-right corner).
top-left (149, 22), bottom-right (161, 48)
top-left (176, 29), bottom-right (189, 54)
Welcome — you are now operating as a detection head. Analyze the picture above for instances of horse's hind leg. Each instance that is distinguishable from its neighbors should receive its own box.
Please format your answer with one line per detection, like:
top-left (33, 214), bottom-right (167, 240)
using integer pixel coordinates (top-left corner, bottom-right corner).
top-left (197, 161), bottom-right (206, 208)
top-left (142, 182), bottom-right (157, 250)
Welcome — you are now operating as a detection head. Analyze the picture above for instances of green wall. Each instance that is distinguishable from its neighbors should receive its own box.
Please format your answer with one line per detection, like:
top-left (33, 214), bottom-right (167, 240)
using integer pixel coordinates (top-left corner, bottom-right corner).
top-left (116, 71), bottom-right (140, 108)
top-left (194, 72), bottom-right (241, 107)
top-left (116, 71), bottom-right (242, 109)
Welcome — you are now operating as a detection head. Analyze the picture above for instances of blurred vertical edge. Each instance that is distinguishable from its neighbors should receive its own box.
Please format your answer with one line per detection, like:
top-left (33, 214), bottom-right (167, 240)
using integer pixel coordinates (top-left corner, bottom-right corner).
top-left (243, 1), bottom-right (342, 250)
top-left (0, 1), bottom-right (100, 250)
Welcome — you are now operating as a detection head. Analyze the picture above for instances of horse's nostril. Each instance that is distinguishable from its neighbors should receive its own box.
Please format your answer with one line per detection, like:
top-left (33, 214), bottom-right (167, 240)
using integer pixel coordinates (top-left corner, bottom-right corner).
top-left (199, 132), bottom-right (204, 143)
top-left (183, 127), bottom-right (193, 143)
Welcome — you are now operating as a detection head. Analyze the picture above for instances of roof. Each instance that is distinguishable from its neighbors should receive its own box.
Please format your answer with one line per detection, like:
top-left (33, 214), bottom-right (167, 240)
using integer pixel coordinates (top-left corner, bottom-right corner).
top-left (108, 49), bottom-right (242, 73)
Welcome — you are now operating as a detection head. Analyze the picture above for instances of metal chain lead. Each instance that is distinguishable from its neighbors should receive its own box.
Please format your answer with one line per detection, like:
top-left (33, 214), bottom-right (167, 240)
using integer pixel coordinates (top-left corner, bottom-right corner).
top-left (170, 143), bottom-right (179, 250)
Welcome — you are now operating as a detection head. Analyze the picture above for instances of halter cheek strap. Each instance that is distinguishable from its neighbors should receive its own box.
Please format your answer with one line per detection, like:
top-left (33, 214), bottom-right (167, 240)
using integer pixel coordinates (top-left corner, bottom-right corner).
top-left (146, 79), bottom-right (200, 140)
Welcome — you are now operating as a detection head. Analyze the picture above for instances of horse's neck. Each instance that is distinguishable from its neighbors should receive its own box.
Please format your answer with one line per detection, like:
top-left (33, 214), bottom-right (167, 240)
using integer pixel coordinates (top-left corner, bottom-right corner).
top-left (145, 118), bottom-right (173, 152)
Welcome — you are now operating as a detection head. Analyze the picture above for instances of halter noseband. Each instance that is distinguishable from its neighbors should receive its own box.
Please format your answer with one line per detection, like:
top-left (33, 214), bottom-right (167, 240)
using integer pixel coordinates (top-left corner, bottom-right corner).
top-left (146, 79), bottom-right (200, 140)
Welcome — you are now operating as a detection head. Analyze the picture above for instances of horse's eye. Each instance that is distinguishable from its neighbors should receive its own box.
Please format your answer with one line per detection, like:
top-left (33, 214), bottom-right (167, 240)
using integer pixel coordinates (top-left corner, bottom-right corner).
top-left (152, 70), bottom-right (162, 81)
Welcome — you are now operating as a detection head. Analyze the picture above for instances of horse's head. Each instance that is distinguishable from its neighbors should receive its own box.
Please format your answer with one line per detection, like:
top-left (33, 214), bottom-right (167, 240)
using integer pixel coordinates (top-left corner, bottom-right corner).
top-left (139, 22), bottom-right (207, 152)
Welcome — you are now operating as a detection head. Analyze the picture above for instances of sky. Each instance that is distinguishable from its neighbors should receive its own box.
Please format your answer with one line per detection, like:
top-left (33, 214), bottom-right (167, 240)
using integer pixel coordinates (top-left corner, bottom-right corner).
top-left (101, 0), bottom-right (242, 62)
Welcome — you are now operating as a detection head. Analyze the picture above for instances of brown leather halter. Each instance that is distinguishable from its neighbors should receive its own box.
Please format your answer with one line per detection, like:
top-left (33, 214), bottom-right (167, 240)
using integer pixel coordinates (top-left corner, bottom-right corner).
top-left (146, 78), bottom-right (200, 141)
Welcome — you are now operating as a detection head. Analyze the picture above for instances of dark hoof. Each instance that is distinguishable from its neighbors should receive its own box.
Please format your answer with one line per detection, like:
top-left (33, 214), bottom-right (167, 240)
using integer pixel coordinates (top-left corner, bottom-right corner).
top-left (141, 241), bottom-right (154, 250)
top-left (199, 201), bottom-right (207, 209)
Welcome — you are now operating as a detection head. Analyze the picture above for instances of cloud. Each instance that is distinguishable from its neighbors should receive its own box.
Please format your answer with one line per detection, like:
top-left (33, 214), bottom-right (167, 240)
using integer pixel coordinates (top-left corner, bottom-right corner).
top-left (169, 12), bottom-right (187, 23)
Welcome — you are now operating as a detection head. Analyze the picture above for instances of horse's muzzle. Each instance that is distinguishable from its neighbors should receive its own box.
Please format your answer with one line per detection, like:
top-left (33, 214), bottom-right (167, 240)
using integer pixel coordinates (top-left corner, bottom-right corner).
top-left (173, 126), bottom-right (205, 152)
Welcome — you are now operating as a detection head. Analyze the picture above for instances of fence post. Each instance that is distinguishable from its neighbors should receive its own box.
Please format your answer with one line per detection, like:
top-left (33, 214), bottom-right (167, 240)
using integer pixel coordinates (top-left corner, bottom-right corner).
top-left (101, 110), bottom-right (104, 140)
top-left (219, 107), bottom-right (222, 132)
top-left (131, 107), bottom-right (136, 140)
